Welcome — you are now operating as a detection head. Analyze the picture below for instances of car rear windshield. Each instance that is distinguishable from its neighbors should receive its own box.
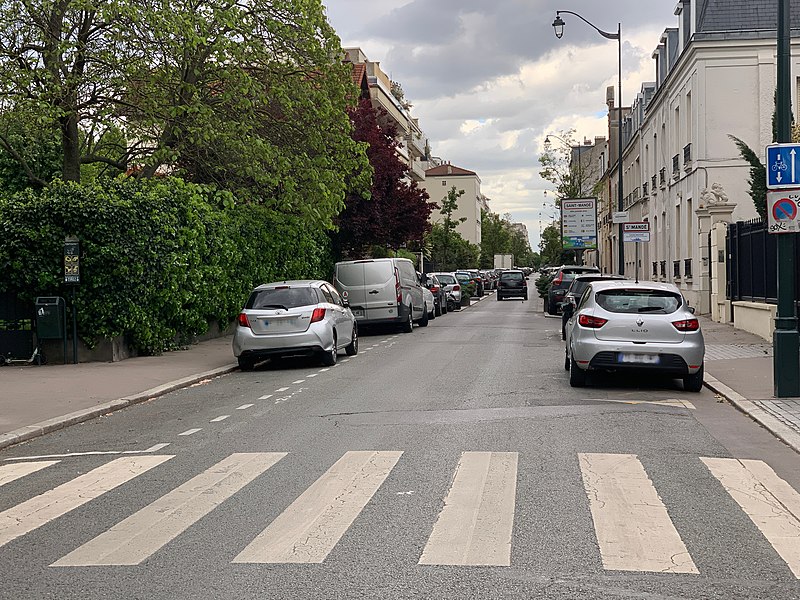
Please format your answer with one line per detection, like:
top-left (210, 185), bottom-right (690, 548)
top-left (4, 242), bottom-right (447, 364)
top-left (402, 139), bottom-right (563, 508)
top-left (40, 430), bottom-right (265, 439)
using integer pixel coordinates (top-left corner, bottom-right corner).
top-left (336, 261), bottom-right (393, 286)
top-left (436, 274), bottom-right (456, 284)
top-left (595, 289), bottom-right (682, 314)
top-left (246, 287), bottom-right (319, 309)
top-left (501, 272), bottom-right (524, 281)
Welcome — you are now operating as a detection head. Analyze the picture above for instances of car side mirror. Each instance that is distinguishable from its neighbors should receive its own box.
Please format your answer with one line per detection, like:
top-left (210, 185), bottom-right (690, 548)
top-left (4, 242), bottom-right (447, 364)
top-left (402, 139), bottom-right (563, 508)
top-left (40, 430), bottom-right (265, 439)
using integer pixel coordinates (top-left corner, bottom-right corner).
top-left (342, 298), bottom-right (350, 308)
top-left (688, 306), bottom-right (695, 314)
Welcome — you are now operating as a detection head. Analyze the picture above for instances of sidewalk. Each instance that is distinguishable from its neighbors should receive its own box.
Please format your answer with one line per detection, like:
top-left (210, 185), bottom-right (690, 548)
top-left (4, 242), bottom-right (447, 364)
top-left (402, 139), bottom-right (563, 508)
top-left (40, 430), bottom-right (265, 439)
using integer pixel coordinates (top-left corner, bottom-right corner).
top-left (1, 300), bottom-right (798, 454)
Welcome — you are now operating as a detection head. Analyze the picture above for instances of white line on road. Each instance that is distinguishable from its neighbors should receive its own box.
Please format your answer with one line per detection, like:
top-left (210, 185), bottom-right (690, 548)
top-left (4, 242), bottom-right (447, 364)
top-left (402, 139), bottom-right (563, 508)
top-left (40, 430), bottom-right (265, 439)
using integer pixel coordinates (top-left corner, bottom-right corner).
top-left (236, 404), bottom-right (254, 410)
top-left (210, 415), bottom-right (229, 423)
top-left (258, 394), bottom-right (273, 400)
top-left (233, 450), bottom-right (403, 564)
top-left (292, 380), bottom-right (305, 384)
top-left (702, 457), bottom-right (800, 578)
top-left (52, 453), bottom-right (286, 566)
top-left (340, 359), bottom-right (350, 363)
top-left (0, 461), bottom-right (60, 488)
top-left (319, 368), bottom-right (330, 373)
top-left (419, 452), bottom-right (518, 566)
top-left (578, 453), bottom-right (697, 574)
top-left (0, 455), bottom-right (172, 548)
top-left (306, 374), bottom-right (318, 378)
top-left (144, 443), bottom-right (171, 453)
top-left (275, 387), bottom-right (289, 392)
top-left (178, 429), bottom-right (202, 437)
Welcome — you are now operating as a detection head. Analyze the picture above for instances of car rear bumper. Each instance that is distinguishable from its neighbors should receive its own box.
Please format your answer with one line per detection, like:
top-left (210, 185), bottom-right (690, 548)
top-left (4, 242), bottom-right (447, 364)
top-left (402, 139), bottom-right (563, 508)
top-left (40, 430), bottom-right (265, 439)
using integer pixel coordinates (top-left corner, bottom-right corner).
top-left (232, 324), bottom-right (333, 357)
top-left (571, 336), bottom-right (704, 375)
top-left (497, 287), bottom-right (526, 297)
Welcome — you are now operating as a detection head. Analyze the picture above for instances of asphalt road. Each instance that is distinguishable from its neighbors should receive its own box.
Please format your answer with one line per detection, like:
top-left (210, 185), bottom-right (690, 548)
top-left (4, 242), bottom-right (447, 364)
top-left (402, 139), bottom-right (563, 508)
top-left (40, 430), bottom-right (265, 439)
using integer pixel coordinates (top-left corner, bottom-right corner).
top-left (2, 289), bottom-right (800, 599)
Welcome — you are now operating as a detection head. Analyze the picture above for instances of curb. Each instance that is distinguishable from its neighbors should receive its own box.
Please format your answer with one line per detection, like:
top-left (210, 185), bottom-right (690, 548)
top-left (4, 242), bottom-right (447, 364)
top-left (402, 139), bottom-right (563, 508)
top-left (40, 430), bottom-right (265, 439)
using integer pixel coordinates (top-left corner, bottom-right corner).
top-left (704, 373), bottom-right (800, 455)
top-left (0, 363), bottom-right (239, 452)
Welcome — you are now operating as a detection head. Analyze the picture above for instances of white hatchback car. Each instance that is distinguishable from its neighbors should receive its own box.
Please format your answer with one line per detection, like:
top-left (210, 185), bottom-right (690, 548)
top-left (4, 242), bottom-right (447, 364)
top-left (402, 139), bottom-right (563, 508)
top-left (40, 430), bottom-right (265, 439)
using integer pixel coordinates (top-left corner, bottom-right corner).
top-left (233, 280), bottom-right (357, 370)
top-left (564, 280), bottom-right (705, 391)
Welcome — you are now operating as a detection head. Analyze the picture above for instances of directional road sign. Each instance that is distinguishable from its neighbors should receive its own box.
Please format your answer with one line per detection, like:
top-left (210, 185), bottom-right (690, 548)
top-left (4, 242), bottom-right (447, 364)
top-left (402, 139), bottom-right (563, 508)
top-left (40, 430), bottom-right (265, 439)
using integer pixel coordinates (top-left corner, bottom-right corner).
top-left (767, 189), bottom-right (800, 233)
top-left (766, 144), bottom-right (800, 189)
top-left (622, 221), bottom-right (650, 243)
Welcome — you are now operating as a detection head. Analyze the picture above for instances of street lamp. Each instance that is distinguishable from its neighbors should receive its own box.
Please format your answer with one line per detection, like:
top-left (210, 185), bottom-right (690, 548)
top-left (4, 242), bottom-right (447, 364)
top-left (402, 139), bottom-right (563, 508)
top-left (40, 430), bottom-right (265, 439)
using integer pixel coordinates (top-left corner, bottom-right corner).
top-left (552, 10), bottom-right (624, 276)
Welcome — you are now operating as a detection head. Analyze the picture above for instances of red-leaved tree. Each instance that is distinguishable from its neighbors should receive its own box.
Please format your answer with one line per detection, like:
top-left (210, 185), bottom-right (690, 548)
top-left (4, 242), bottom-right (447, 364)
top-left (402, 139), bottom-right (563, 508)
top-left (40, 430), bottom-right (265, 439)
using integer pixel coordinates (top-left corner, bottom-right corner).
top-left (334, 98), bottom-right (435, 258)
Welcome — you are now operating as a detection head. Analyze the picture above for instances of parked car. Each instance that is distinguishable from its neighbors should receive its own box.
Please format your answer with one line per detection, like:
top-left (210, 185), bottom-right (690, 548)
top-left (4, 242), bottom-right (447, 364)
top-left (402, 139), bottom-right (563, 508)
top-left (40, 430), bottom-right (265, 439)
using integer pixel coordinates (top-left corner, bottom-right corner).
top-left (333, 258), bottom-right (427, 332)
top-left (546, 265), bottom-right (601, 315)
top-left (233, 280), bottom-right (357, 370)
top-left (496, 269), bottom-right (528, 300)
top-left (429, 272), bottom-right (461, 311)
top-left (564, 280), bottom-right (705, 391)
top-left (465, 269), bottom-right (485, 296)
top-left (421, 282), bottom-right (436, 321)
top-left (423, 273), bottom-right (448, 316)
top-left (560, 274), bottom-right (627, 339)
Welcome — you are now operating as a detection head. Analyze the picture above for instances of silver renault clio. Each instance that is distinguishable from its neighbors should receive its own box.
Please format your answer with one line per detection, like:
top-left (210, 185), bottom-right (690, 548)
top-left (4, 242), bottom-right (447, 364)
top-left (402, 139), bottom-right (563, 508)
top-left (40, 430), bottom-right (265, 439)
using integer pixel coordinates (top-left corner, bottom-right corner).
top-left (233, 280), bottom-right (358, 371)
top-left (564, 280), bottom-right (705, 391)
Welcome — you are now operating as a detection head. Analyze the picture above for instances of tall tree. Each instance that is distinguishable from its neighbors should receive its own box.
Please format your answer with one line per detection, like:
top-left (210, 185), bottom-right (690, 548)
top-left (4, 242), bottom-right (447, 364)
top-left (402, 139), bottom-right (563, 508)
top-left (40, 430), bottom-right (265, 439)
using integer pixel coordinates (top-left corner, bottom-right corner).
top-left (479, 210), bottom-right (512, 268)
top-left (538, 129), bottom-right (598, 204)
top-left (334, 99), bottom-right (434, 257)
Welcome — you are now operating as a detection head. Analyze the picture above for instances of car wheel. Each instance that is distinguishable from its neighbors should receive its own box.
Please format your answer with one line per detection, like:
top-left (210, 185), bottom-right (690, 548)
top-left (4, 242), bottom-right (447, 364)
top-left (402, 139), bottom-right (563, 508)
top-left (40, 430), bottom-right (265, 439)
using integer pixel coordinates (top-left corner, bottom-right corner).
top-left (238, 356), bottom-right (255, 372)
top-left (321, 335), bottom-right (338, 366)
top-left (569, 354), bottom-right (587, 387)
top-left (441, 301), bottom-right (448, 315)
top-left (523, 293), bottom-right (528, 301)
top-left (419, 304), bottom-right (429, 327)
top-left (496, 293), bottom-right (502, 301)
top-left (564, 349), bottom-right (570, 371)
top-left (402, 307), bottom-right (413, 333)
top-left (683, 365), bottom-right (704, 392)
top-left (435, 302), bottom-right (442, 317)
top-left (345, 324), bottom-right (358, 356)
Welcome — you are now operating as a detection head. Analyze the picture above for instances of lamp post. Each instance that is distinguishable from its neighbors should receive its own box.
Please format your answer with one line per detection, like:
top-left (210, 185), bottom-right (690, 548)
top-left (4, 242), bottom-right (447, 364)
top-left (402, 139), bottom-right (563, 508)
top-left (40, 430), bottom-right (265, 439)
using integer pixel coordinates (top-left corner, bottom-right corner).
top-left (553, 10), bottom-right (624, 276)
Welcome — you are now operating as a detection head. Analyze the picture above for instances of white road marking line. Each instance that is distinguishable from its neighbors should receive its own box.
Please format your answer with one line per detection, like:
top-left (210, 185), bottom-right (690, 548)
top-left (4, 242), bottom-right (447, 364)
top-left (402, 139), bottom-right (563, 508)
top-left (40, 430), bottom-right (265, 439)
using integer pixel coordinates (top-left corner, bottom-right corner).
top-left (292, 380), bottom-right (305, 384)
top-left (593, 398), bottom-right (696, 410)
top-left (5, 451), bottom-right (122, 461)
top-left (306, 374), bottom-right (318, 378)
top-left (578, 453), bottom-right (697, 573)
top-left (0, 455), bottom-right (172, 549)
top-left (319, 368), bottom-right (330, 372)
top-left (144, 443), bottom-right (171, 453)
top-left (210, 415), bottom-right (230, 423)
top-left (419, 452), bottom-right (518, 566)
top-left (236, 404), bottom-right (254, 410)
top-left (258, 394), bottom-right (273, 400)
top-left (702, 457), bottom-right (800, 578)
top-left (178, 428), bottom-right (202, 437)
top-left (275, 387), bottom-right (289, 392)
top-left (233, 450), bottom-right (403, 564)
top-left (362, 348), bottom-right (372, 351)
top-left (0, 461), bottom-right (60, 488)
top-left (52, 453), bottom-right (286, 566)
top-left (340, 359), bottom-right (350, 363)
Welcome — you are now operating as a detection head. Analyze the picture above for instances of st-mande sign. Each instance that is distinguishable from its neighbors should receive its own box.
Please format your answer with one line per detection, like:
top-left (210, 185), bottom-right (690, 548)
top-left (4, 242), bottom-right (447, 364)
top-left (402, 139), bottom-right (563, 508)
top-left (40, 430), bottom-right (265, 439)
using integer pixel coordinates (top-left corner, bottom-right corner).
top-left (622, 221), bottom-right (650, 243)
top-left (560, 198), bottom-right (597, 250)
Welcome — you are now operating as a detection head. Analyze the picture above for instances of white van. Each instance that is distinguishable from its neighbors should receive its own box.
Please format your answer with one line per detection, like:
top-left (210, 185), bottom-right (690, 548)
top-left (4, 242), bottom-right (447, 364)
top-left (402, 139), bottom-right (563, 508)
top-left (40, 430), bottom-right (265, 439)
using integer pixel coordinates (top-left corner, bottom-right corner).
top-left (333, 258), bottom-right (428, 332)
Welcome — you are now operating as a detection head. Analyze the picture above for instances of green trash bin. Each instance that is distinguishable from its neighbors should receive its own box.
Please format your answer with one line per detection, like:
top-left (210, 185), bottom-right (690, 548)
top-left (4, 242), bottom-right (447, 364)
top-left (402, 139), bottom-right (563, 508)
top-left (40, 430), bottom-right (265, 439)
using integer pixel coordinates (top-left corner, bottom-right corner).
top-left (35, 297), bottom-right (66, 340)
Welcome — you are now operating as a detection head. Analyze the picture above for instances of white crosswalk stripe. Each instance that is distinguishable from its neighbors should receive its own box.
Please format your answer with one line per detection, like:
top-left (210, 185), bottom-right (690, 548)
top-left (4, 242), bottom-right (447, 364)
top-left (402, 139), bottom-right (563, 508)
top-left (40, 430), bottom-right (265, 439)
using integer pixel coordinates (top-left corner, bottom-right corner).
top-left (0, 455), bottom-right (172, 549)
top-left (233, 450), bottom-right (402, 564)
top-left (702, 457), bottom-right (800, 578)
top-left (52, 453), bottom-right (286, 566)
top-left (419, 451), bottom-right (518, 566)
top-left (0, 461), bottom-right (60, 488)
top-left (578, 452), bottom-right (698, 573)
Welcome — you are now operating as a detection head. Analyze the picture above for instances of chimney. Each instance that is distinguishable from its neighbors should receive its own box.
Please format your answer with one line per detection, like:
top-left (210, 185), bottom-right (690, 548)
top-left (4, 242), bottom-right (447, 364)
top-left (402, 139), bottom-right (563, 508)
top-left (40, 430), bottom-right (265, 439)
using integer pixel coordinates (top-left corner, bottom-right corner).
top-left (606, 86), bottom-right (615, 109)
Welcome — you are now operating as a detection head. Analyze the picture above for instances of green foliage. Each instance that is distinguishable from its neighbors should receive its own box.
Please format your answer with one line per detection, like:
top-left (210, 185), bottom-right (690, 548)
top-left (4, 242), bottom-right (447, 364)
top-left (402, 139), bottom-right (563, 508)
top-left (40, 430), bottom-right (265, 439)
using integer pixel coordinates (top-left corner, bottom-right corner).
top-left (539, 129), bottom-right (597, 202)
top-left (0, 178), bottom-right (330, 354)
top-left (426, 223), bottom-right (479, 271)
top-left (479, 210), bottom-right (534, 268)
top-left (539, 222), bottom-right (564, 267)
top-left (729, 135), bottom-right (767, 220)
top-left (535, 271), bottom-right (555, 299)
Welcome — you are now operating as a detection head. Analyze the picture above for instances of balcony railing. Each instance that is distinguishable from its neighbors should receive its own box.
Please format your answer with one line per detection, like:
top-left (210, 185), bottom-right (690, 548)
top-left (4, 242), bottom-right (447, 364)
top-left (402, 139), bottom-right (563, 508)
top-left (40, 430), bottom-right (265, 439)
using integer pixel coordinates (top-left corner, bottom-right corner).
top-left (672, 154), bottom-right (680, 174)
top-left (660, 261), bottom-right (666, 278)
top-left (683, 143), bottom-right (692, 169)
top-left (652, 261), bottom-right (658, 277)
top-left (406, 131), bottom-right (426, 157)
top-left (684, 258), bottom-right (693, 279)
top-left (659, 168), bottom-right (666, 187)
top-left (408, 158), bottom-right (426, 182)
top-left (642, 181), bottom-right (648, 196)
top-left (673, 260), bottom-right (681, 279)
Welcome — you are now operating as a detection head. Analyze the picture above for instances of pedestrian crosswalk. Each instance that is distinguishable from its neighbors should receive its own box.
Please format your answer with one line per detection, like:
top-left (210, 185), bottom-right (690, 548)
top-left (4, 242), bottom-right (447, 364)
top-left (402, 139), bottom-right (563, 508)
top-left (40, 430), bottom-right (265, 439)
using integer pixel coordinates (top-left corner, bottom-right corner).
top-left (1, 450), bottom-right (799, 577)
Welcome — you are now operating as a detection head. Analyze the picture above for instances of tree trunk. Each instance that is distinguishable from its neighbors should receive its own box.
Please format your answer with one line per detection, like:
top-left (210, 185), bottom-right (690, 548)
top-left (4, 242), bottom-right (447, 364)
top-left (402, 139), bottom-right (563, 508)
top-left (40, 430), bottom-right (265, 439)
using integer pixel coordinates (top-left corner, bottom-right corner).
top-left (61, 112), bottom-right (81, 183)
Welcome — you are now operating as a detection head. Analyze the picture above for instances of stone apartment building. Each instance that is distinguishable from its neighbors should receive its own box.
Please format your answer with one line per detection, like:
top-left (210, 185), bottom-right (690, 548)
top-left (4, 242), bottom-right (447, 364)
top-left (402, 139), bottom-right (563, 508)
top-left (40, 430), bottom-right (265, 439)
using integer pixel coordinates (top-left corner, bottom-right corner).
top-left (420, 163), bottom-right (484, 246)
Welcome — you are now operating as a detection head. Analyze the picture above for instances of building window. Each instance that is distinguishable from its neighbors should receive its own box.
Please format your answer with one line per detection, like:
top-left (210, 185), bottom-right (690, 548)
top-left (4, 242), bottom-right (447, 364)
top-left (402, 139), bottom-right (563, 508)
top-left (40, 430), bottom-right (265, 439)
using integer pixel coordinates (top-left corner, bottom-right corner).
top-left (442, 180), bottom-right (446, 186)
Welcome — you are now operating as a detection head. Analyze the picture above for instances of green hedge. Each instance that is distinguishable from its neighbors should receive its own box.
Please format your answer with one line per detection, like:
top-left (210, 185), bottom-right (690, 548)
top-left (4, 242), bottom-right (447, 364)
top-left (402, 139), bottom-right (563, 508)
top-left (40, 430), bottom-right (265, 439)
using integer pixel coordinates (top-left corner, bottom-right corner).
top-left (0, 178), bottom-right (331, 354)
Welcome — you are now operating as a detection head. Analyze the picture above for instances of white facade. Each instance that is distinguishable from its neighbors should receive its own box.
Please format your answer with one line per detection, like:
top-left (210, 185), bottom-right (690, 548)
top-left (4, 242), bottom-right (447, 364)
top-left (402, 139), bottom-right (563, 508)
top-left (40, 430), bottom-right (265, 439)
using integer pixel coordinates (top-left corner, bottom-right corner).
top-left (420, 164), bottom-right (483, 245)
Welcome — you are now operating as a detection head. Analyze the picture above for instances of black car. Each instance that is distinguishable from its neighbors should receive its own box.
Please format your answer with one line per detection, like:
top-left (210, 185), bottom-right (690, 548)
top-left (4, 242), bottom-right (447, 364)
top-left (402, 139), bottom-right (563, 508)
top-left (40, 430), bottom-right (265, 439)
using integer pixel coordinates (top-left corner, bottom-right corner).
top-left (424, 273), bottom-right (448, 316)
top-left (496, 269), bottom-right (528, 300)
top-left (560, 274), bottom-right (626, 339)
top-left (546, 266), bottom-right (600, 314)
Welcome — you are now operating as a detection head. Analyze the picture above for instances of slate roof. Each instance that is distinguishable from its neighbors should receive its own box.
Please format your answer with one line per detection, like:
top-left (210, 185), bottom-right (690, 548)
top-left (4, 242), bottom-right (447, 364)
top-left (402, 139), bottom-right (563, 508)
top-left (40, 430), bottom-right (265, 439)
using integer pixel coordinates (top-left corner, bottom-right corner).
top-left (697, 0), bottom-right (800, 33)
top-left (425, 164), bottom-right (477, 177)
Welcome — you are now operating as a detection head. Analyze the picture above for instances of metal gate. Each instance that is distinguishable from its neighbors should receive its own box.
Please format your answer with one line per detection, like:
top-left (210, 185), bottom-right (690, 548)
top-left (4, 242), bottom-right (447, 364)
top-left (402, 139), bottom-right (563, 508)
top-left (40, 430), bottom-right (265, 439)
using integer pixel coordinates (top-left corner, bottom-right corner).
top-left (0, 292), bottom-right (34, 361)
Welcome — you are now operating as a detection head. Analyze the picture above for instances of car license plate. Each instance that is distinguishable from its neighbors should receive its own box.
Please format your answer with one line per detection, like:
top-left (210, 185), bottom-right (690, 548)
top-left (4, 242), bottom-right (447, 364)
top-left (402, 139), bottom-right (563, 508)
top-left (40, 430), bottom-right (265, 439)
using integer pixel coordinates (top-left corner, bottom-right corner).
top-left (352, 309), bottom-right (364, 318)
top-left (618, 353), bottom-right (660, 364)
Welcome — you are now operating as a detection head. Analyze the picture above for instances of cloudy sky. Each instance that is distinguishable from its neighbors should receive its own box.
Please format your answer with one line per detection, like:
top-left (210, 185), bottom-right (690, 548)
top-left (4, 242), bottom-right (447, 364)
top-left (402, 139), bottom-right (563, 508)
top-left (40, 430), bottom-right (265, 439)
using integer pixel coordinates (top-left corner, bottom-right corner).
top-left (323, 0), bottom-right (679, 251)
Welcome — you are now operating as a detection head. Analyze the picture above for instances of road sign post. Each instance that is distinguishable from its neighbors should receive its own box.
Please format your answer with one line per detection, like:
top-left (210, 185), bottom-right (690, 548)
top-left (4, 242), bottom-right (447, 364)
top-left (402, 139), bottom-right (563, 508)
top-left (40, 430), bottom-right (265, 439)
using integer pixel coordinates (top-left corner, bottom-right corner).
top-left (622, 222), bottom-right (650, 283)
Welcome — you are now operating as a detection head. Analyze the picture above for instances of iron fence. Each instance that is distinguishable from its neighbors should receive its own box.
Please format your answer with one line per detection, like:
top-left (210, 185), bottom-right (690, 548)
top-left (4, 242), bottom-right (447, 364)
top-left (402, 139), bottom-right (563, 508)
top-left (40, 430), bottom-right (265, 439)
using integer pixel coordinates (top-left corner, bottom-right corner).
top-left (684, 258), bottom-right (693, 279)
top-left (673, 260), bottom-right (681, 279)
top-left (726, 219), bottom-right (787, 304)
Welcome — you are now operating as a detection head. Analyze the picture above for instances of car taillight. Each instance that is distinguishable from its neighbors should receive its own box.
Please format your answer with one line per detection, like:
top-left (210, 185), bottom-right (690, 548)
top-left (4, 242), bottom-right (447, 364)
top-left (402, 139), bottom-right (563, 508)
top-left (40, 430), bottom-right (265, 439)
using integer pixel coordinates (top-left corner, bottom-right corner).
top-left (430, 285), bottom-right (439, 293)
top-left (578, 314), bottom-right (608, 328)
top-left (395, 267), bottom-right (402, 303)
top-left (553, 272), bottom-right (563, 286)
top-left (453, 284), bottom-right (460, 291)
top-left (310, 308), bottom-right (326, 323)
top-left (237, 313), bottom-right (251, 328)
top-left (672, 318), bottom-right (700, 332)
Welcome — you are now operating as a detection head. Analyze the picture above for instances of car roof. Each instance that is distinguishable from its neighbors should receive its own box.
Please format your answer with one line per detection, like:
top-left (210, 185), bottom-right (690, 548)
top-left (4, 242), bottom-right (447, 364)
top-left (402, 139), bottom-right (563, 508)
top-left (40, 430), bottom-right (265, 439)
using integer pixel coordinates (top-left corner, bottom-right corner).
top-left (253, 280), bottom-right (325, 290)
top-left (500, 269), bottom-right (524, 274)
top-left (572, 274), bottom-right (627, 282)
top-left (588, 280), bottom-right (682, 293)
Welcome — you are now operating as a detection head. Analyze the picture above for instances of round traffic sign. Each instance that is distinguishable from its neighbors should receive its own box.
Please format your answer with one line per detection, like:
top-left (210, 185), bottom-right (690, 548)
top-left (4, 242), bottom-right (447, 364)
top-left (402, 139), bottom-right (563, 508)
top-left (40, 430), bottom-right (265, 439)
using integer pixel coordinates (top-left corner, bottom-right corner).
top-left (772, 198), bottom-right (798, 221)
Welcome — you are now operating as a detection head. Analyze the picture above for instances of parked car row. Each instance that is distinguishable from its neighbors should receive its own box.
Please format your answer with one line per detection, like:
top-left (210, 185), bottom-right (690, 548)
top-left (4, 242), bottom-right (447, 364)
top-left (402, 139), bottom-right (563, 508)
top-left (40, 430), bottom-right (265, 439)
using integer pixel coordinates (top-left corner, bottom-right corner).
top-left (233, 258), bottom-right (474, 370)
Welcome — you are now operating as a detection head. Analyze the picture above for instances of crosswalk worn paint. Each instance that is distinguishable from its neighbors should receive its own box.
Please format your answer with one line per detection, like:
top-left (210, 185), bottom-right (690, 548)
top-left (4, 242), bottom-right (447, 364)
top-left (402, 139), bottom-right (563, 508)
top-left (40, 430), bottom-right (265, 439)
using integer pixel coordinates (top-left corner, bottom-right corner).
top-left (0, 451), bottom-right (799, 577)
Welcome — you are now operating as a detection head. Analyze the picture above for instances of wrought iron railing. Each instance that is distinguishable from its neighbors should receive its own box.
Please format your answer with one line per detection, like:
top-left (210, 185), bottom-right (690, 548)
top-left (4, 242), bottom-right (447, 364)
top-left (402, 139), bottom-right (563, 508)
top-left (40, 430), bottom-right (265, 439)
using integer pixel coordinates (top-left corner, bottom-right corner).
top-left (672, 154), bottom-right (680, 174)
top-left (659, 168), bottom-right (666, 186)
top-left (652, 262), bottom-right (658, 277)
top-left (642, 181), bottom-right (648, 196)
top-left (660, 261), bottom-right (666, 277)
top-left (683, 143), bottom-right (692, 168)
top-left (651, 175), bottom-right (657, 193)
top-left (673, 260), bottom-right (681, 279)
top-left (684, 258), bottom-right (693, 279)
